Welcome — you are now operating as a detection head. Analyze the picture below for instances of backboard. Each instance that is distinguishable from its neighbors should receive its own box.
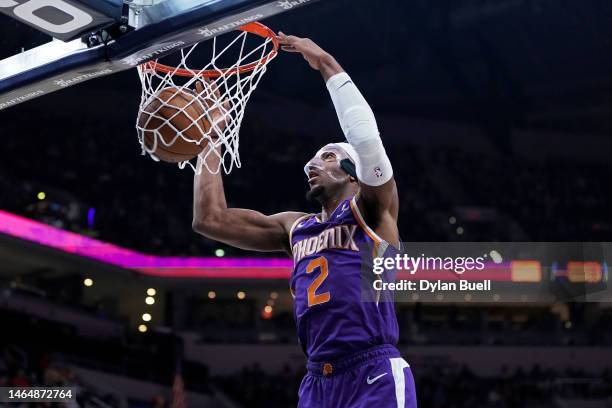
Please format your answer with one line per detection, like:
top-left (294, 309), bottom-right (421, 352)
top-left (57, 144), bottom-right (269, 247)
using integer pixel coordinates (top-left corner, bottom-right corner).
top-left (0, 0), bottom-right (320, 110)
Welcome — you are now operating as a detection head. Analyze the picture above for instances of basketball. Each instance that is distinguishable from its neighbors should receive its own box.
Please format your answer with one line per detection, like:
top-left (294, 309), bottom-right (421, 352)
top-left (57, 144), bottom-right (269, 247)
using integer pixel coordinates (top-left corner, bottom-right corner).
top-left (137, 87), bottom-right (211, 163)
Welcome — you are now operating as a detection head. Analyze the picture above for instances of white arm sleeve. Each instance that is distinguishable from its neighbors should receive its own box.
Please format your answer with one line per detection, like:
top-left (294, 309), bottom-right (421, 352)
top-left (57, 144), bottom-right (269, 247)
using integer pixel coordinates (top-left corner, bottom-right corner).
top-left (326, 72), bottom-right (393, 186)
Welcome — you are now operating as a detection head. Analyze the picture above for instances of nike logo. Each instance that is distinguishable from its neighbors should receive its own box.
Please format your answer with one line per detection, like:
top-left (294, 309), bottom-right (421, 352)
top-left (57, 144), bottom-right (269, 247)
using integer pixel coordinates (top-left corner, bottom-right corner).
top-left (366, 373), bottom-right (387, 384)
top-left (336, 203), bottom-right (349, 218)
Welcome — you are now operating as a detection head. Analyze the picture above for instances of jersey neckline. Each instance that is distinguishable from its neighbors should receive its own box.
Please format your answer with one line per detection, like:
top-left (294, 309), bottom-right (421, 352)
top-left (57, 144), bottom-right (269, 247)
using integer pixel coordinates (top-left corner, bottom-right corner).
top-left (313, 196), bottom-right (353, 224)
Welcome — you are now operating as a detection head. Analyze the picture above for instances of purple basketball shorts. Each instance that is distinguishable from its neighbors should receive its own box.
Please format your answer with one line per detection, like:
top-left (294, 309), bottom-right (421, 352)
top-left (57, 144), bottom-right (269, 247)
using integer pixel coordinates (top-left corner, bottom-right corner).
top-left (298, 345), bottom-right (417, 408)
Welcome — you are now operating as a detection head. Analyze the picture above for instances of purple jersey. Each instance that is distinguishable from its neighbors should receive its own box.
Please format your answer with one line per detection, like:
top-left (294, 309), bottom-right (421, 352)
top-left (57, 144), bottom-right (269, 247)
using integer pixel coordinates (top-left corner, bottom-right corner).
top-left (289, 196), bottom-right (399, 362)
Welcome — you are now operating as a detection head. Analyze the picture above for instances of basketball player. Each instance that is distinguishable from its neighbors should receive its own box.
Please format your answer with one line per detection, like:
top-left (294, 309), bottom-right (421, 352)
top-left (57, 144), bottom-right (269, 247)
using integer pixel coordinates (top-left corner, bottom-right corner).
top-left (192, 32), bottom-right (417, 407)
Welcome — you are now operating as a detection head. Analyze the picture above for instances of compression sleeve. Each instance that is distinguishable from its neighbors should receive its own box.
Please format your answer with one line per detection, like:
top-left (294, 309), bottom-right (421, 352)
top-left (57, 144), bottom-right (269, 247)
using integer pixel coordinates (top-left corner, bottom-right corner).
top-left (326, 72), bottom-right (393, 186)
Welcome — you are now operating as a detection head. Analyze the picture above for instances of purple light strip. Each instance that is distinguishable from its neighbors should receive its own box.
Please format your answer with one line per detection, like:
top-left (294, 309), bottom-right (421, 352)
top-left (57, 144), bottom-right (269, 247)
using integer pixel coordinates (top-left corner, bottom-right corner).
top-left (0, 210), bottom-right (531, 282)
top-left (0, 209), bottom-right (292, 279)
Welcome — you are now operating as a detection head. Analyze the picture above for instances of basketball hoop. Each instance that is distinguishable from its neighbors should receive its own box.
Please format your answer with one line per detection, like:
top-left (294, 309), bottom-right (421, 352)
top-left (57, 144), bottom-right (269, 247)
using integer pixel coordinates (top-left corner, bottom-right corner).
top-left (136, 22), bottom-right (279, 174)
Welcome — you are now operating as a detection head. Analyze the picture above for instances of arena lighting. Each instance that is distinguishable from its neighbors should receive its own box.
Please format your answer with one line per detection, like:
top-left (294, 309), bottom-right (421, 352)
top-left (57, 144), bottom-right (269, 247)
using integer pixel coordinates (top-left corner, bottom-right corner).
top-left (0, 210), bottom-right (535, 282)
top-left (237, 291), bottom-right (246, 300)
top-left (142, 313), bottom-right (152, 322)
top-left (456, 226), bottom-right (464, 235)
top-left (37, 192), bottom-right (46, 200)
top-left (138, 324), bottom-right (148, 333)
top-left (208, 291), bottom-right (216, 299)
top-left (511, 261), bottom-right (542, 283)
top-left (0, 210), bottom-right (293, 279)
top-left (449, 216), bottom-right (456, 224)
top-left (145, 296), bottom-right (155, 305)
top-left (261, 306), bottom-right (273, 320)
top-left (87, 208), bottom-right (96, 229)
top-left (83, 278), bottom-right (93, 287)
top-left (567, 262), bottom-right (603, 283)
top-left (215, 248), bottom-right (225, 257)
top-left (147, 288), bottom-right (156, 296)
top-left (489, 250), bottom-right (503, 264)
top-left (270, 292), bottom-right (279, 300)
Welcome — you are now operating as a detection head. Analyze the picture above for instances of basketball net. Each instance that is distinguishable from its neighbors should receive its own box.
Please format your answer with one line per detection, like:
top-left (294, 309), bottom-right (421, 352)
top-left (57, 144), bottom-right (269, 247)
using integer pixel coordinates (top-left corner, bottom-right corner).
top-left (136, 23), bottom-right (278, 174)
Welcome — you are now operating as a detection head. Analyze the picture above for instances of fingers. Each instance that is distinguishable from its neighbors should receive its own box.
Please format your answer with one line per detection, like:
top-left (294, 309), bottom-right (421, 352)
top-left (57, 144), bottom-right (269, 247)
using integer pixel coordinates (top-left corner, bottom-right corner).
top-left (193, 76), bottom-right (231, 132)
top-left (195, 77), bottom-right (221, 100)
top-left (276, 31), bottom-right (303, 49)
top-left (194, 79), bottom-right (212, 109)
top-left (206, 76), bottom-right (222, 99)
top-left (276, 31), bottom-right (294, 43)
top-left (280, 46), bottom-right (300, 53)
top-left (193, 80), bottom-right (212, 113)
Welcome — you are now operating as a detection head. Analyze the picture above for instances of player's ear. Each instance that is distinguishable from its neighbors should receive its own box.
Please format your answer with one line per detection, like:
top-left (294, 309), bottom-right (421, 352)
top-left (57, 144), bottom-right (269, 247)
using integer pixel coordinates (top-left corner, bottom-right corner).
top-left (349, 175), bottom-right (357, 183)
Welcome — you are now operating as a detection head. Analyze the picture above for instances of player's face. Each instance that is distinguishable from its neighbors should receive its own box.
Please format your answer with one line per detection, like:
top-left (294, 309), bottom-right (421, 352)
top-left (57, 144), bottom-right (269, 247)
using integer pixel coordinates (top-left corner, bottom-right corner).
top-left (304, 146), bottom-right (351, 199)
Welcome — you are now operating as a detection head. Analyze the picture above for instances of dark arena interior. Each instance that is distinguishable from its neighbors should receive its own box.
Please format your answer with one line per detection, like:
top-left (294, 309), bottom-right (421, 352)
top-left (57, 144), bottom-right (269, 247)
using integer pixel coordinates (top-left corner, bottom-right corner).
top-left (1, 0), bottom-right (612, 407)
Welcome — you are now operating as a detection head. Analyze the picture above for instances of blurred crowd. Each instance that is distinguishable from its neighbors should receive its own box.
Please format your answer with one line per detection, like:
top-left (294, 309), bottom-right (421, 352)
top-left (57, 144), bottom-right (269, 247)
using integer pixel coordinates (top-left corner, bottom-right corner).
top-left (0, 342), bottom-right (180, 408)
top-left (1, 297), bottom-right (612, 408)
top-left (0, 307), bottom-right (209, 408)
top-left (3, 328), bottom-right (611, 408)
top-left (1, 108), bottom-right (611, 257)
top-left (0, 344), bottom-right (118, 407)
top-left (416, 364), bottom-right (612, 408)
top-left (187, 300), bottom-right (612, 347)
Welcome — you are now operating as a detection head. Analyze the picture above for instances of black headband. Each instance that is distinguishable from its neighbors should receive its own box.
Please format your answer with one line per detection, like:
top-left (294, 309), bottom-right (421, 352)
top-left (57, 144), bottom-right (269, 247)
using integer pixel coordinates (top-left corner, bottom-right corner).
top-left (340, 158), bottom-right (357, 179)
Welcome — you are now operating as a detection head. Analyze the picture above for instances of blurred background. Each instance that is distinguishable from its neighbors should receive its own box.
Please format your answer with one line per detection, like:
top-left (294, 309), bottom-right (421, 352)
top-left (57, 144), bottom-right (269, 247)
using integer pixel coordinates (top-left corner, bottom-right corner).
top-left (0, 0), bottom-right (612, 406)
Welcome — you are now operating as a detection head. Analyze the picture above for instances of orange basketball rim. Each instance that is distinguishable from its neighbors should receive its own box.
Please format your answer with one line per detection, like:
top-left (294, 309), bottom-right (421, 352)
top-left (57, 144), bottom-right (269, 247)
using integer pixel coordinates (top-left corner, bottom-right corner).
top-left (141, 22), bottom-right (279, 78)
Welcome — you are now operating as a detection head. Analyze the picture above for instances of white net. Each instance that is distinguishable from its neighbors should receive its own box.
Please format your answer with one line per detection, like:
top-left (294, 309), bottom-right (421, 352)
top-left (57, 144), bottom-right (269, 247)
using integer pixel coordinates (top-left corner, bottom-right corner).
top-left (136, 23), bottom-right (278, 174)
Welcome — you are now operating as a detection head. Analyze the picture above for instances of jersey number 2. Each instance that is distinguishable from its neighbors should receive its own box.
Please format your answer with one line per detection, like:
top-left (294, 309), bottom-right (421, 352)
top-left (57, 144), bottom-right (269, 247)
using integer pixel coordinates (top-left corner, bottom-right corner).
top-left (306, 257), bottom-right (330, 307)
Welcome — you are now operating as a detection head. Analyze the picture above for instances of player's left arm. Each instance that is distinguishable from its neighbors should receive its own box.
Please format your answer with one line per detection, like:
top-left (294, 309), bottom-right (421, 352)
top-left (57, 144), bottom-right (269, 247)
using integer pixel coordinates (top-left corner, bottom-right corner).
top-left (277, 32), bottom-right (399, 245)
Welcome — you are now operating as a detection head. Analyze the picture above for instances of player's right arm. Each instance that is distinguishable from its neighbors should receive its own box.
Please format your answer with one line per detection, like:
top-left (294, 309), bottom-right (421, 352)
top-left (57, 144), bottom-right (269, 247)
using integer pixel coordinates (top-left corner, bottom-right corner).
top-left (192, 154), bottom-right (304, 253)
top-left (191, 80), bottom-right (304, 253)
